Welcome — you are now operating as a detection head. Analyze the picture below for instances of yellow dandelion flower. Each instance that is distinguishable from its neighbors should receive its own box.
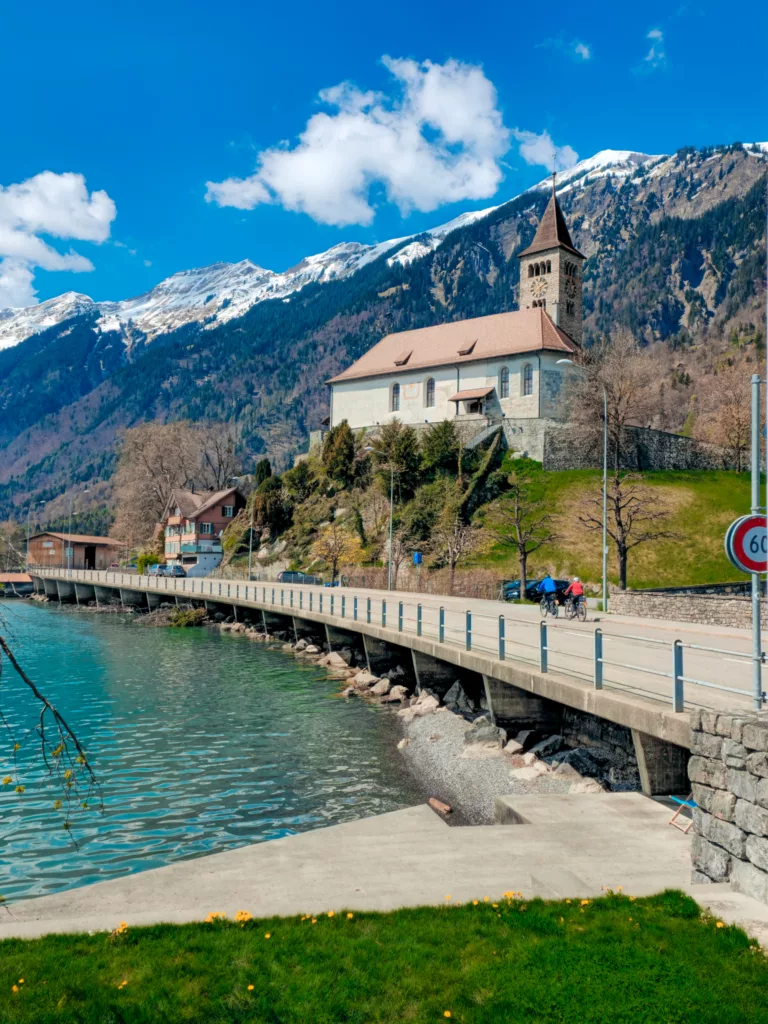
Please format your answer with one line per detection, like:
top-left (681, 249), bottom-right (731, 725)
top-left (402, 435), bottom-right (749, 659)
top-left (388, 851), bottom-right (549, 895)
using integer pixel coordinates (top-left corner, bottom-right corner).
top-left (716, 921), bottom-right (725, 929)
top-left (629, 896), bottom-right (636, 902)
top-left (473, 900), bottom-right (479, 906)
top-left (444, 1012), bottom-right (452, 1018)
top-left (18, 979), bottom-right (24, 984)
top-left (483, 896), bottom-right (489, 902)
top-left (247, 984), bottom-right (255, 991)
top-left (63, 769), bottom-right (72, 780)
top-left (559, 916), bottom-right (564, 923)
top-left (617, 886), bottom-right (622, 892)
top-left (347, 912), bottom-right (354, 919)
top-left (492, 904), bottom-right (498, 908)
top-left (327, 911), bottom-right (335, 918)
top-left (311, 918), bottom-right (317, 924)
top-left (580, 900), bottom-right (590, 906)
top-left (565, 899), bottom-right (571, 904)
top-left (445, 895), bottom-right (451, 901)
top-left (2, 776), bottom-right (11, 786)
top-left (502, 890), bottom-right (514, 898)
top-left (12, 985), bottom-right (18, 993)
top-left (264, 933), bottom-right (271, 939)
top-left (15, 785), bottom-right (24, 794)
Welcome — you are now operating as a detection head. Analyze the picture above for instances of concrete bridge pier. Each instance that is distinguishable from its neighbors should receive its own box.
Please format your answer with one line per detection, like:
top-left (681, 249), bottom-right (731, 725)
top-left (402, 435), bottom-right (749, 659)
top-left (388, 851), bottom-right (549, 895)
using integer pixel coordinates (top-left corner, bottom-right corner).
top-left (74, 583), bottom-right (96, 605)
top-left (94, 585), bottom-right (118, 606)
top-left (55, 580), bottom-right (76, 603)
top-left (325, 624), bottom-right (366, 663)
top-left (119, 588), bottom-right (146, 610)
top-left (363, 636), bottom-right (417, 686)
top-left (482, 675), bottom-right (564, 732)
top-left (631, 730), bottom-right (690, 796)
top-left (43, 578), bottom-right (59, 600)
top-left (205, 600), bottom-right (232, 620)
top-left (146, 592), bottom-right (162, 611)
top-left (292, 617), bottom-right (325, 644)
top-left (31, 576), bottom-right (44, 594)
top-left (263, 611), bottom-right (293, 636)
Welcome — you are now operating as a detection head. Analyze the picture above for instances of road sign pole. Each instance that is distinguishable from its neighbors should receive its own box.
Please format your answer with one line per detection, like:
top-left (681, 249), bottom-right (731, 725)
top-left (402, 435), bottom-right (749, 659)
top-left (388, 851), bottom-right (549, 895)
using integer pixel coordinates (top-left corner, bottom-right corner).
top-left (752, 374), bottom-right (763, 710)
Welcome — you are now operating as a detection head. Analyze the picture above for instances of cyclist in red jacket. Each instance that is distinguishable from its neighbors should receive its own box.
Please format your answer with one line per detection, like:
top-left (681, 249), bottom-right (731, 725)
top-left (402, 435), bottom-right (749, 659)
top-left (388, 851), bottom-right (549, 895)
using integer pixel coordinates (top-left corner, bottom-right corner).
top-left (564, 577), bottom-right (584, 601)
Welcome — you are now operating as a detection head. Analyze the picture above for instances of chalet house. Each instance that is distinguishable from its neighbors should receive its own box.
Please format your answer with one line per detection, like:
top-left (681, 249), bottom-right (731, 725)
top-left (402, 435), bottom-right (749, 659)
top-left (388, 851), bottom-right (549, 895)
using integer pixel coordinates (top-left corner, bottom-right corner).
top-left (325, 182), bottom-right (585, 461)
top-left (28, 532), bottom-right (125, 570)
top-left (162, 486), bottom-right (245, 577)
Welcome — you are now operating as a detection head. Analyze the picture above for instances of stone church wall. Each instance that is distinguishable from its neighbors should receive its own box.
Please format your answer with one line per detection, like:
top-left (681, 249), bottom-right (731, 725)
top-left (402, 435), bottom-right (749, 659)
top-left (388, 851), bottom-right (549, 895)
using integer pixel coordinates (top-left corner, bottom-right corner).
top-left (541, 425), bottom-right (734, 472)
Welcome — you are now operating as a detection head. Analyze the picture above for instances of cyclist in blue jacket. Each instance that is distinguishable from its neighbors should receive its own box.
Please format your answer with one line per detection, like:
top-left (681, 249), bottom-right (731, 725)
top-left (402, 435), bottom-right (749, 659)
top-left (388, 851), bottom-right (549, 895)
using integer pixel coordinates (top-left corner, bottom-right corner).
top-left (537, 574), bottom-right (557, 596)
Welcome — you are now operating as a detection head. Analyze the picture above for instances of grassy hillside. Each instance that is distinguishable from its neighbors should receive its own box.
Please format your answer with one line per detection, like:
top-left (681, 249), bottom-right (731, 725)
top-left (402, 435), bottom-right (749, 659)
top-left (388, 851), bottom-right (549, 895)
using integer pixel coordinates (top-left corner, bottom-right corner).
top-left (472, 470), bottom-right (754, 590)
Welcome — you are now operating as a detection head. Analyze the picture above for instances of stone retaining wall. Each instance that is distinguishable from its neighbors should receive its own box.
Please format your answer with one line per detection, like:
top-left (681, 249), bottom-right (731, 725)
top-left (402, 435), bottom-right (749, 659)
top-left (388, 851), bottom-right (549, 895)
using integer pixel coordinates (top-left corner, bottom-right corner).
top-left (690, 709), bottom-right (768, 903)
top-left (609, 592), bottom-right (765, 629)
top-left (542, 424), bottom-right (733, 472)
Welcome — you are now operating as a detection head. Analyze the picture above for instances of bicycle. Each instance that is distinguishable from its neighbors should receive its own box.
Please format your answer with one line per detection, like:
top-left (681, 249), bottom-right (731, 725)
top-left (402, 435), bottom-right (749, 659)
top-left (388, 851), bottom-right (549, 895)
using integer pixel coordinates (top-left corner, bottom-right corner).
top-left (539, 594), bottom-right (559, 618)
top-left (564, 595), bottom-right (587, 622)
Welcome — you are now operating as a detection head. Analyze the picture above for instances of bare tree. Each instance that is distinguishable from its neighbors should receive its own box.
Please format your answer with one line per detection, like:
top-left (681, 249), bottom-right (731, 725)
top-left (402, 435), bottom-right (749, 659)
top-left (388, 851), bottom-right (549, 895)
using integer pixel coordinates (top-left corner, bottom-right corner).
top-left (580, 473), bottom-right (677, 590)
top-left (0, 521), bottom-right (25, 571)
top-left (484, 458), bottom-right (555, 592)
top-left (569, 329), bottom-right (655, 470)
top-left (198, 422), bottom-right (242, 490)
top-left (389, 531), bottom-right (409, 589)
top-left (695, 365), bottom-right (752, 472)
top-left (311, 518), bottom-right (362, 584)
top-left (431, 500), bottom-right (476, 595)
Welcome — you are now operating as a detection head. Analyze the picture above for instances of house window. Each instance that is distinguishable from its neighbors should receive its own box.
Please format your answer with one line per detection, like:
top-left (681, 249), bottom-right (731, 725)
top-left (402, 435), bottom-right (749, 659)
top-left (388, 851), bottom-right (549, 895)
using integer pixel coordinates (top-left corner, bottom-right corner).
top-left (425, 378), bottom-right (435, 408)
top-left (523, 363), bottom-right (534, 396)
top-left (391, 383), bottom-right (400, 412)
top-left (199, 522), bottom-right (213, 535)
top-left (499, 366), bottom-right (509, 399)
top-left (222, 505), bottom-right (235, 517)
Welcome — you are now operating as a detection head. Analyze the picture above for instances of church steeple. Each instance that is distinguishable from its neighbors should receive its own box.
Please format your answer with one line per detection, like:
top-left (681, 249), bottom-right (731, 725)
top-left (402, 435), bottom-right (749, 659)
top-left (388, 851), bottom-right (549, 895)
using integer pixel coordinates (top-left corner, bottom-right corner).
top-left (517, 176), bottom-right (585, 346)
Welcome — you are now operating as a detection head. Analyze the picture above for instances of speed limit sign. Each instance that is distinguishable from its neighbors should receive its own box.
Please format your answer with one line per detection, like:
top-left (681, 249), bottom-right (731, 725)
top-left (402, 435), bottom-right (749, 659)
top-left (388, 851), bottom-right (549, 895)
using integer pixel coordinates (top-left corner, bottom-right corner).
top-left (725, 514), bottom-right (768, 574)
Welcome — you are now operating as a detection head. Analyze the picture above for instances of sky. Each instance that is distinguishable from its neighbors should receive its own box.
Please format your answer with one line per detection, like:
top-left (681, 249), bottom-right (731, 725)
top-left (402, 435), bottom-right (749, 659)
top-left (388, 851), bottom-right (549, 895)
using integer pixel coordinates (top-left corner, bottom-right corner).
top-left (1, 0), bottom-right (767, 308)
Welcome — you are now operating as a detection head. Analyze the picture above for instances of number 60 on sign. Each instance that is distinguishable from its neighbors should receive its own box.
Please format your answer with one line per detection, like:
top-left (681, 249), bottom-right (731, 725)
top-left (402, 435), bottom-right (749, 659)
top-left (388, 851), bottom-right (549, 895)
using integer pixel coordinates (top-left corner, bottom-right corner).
top-left (725, 514), bottom-right (768, 574)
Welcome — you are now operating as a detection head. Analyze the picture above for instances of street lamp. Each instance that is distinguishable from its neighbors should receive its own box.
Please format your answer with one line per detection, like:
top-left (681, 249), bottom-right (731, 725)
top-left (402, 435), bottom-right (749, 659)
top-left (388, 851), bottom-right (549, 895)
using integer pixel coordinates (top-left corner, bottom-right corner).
top-left (67, 487), bottom-right (90, 577)
top-left (364, 446), bottom-right (395, 591)
top-left (231, 475), bottom-right (255, 581)
top-left (557, 358), bottom-right (609, 614)
top-left (25, 501), bottom-right (45, 570)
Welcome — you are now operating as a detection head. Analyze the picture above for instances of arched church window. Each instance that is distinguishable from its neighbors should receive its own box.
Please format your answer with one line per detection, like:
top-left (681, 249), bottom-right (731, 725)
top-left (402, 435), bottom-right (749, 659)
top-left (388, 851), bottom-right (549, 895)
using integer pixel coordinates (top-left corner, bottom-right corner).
top-left (499, 366), bottom-right (509, 399)
top-left (546, 260), bottom-right (551, 273)
top-left (523, 363), bottom-right (534, 396)
top-left (534, 263), bottom-right (540, 276)
top-left (391, 383), bottom-right (400, 412)
top-left (528, 265), bottom-right (534, 278)
top-left (425, 377), bottom-right (435, 408)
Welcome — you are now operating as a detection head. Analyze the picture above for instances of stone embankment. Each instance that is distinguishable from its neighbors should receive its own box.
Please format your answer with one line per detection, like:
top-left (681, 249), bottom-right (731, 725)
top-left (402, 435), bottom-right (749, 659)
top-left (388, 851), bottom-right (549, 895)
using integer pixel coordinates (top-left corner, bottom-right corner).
top-left (609, 591), bottom-right (767, 629)
top-left (690, 709), bottom-right (768, 904)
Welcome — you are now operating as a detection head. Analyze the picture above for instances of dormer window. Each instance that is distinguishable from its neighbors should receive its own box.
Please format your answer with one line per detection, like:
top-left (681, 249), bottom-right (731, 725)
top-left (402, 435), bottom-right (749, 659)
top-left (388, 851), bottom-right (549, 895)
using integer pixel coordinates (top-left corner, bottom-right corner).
top-left (457, 340), bottom-right (477, 356)
top-left (394, 350), bottom-right (412, 366)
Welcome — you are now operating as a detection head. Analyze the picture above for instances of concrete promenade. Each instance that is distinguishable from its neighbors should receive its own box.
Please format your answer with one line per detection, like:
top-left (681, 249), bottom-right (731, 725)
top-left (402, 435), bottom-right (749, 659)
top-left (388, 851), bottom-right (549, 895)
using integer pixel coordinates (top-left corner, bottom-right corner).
top-left (2, 797), bottom-right (768, 945)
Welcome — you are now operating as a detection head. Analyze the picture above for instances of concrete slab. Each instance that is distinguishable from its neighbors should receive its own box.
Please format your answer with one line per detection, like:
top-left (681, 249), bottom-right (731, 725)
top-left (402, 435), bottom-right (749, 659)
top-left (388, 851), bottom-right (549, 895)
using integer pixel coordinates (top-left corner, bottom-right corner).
top-left (494, 792), bottom-right (671, 826)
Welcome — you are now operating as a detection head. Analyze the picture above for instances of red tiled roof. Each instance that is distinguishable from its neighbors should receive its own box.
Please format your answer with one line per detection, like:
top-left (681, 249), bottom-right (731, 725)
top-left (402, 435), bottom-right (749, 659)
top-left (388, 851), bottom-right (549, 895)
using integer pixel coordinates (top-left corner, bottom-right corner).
top-left (327, 308), bottom-right (577, 385)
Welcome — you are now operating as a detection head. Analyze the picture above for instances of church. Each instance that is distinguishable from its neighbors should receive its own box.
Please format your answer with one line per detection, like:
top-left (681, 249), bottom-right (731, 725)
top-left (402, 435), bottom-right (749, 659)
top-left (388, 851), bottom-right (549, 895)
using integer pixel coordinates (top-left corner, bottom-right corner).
top-left (326, 183), bottom-right (586, 459)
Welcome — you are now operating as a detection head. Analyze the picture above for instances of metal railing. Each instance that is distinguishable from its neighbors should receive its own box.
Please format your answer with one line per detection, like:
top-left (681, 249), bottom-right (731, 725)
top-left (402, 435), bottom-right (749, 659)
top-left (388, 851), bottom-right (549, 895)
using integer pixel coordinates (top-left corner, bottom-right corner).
top-left (31, 568), bottom-right (765, 712)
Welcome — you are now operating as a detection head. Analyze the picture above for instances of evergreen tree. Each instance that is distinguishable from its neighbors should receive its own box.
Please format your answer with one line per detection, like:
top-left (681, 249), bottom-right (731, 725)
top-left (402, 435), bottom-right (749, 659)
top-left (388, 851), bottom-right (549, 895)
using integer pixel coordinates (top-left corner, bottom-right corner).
top-left (373, 419), bottom-right (421, 501)
top-left (322, 421), bottom-right (356, 487)
top-left (254, 458), bottom-right (272, 487)
top-left (420, 419), bottom-right (460, 475)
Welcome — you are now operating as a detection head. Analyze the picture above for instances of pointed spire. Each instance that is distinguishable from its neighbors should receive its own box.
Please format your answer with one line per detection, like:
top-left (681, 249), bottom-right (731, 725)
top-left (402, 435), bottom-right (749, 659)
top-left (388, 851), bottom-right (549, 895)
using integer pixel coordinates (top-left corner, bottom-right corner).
top-left (517, 178), bottom-right (585, 260)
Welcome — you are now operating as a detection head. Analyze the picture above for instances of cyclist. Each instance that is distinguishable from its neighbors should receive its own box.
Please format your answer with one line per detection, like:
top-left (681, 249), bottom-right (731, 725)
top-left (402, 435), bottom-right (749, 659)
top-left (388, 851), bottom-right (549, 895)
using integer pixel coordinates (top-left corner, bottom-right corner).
top-left (537, 573), bottom-right (558, 615)
top-left (564, 577), bottom-right (585, 615)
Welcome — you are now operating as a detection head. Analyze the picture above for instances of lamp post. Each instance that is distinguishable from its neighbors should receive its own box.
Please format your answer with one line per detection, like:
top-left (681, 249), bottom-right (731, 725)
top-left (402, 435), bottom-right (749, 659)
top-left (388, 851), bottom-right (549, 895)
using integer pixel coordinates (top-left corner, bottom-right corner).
top-left (26, 501), bottom-right (45, 570)
top-left (364, 446), bottom-right (395, 591)
top-left (231, 475), bottom-right (255, 581)
top-left (557, 359), bottom-right (609, 613)
top-left (67, 488), bottom-right (89, 576)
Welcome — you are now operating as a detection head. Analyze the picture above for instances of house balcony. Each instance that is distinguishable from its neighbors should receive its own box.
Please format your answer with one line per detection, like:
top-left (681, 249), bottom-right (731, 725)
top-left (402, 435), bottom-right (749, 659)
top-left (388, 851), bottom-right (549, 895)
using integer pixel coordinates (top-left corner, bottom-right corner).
top-left (180, 541), bottom-right (222, 554)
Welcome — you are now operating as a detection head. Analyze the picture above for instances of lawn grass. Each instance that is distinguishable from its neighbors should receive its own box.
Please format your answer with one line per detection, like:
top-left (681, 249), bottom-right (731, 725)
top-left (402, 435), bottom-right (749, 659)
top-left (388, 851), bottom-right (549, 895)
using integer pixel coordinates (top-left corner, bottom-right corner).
top-left (2, 891), bottom-right (767, 1023)
top-left (472, 470), bottom-right (754, 590)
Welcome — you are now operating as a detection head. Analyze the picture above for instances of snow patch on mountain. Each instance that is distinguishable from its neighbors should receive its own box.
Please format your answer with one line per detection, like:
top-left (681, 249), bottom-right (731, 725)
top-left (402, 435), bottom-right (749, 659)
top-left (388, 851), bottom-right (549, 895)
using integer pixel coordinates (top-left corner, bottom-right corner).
top-left (0, 292), bottom-right (95, 350)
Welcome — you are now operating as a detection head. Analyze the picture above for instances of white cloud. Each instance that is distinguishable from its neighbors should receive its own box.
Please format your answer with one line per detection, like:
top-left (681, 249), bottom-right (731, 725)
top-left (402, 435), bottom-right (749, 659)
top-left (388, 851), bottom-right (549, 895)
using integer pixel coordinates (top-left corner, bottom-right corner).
top-left (143, 259), bottom-right (152, 267)
top-left (206, 56), bottom-right (512, 227)
top-left (0, 171), bottom-right (116, 307)
top-left (574, 42), bottom-right (592, 61)
top-left (636, 28), bottom-right (667, 72)
top-left (537, 37), bottom-right (592, 62)
top-left (513, 130), bottom-right (579, 172)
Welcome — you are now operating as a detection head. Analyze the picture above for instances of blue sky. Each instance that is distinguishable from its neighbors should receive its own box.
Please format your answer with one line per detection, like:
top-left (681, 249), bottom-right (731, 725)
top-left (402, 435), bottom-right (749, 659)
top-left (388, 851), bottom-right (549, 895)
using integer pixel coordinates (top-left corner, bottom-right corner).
top-left (2, 0), bottom-right (766, 306)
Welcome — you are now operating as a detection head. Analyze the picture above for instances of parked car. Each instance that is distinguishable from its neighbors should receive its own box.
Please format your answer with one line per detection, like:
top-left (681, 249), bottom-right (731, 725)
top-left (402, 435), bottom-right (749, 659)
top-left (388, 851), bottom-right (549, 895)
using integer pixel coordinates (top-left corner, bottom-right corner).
top-left (500, 578), bottom-right (570, 604)
top-left (275, 571), bottom-right (324, 586)
top-left (149, 564), bottom-right (186, 578)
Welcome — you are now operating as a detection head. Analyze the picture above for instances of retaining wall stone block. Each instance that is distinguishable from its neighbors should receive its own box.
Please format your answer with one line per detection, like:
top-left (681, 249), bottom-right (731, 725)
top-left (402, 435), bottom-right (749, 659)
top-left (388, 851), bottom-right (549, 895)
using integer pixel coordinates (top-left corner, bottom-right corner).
top-left (726, 768), bottom-right (758, 802)
top-left (692, 783), bottom-right (736, 821)
top-left (722, 739), bottom-right (748, 769)
top-left (691, 834), bottom-right (732, 883)
top-left (757, 778), bottom-right (768, 810)
top-left (694, 809), bottom-right (746, 858)
top-left (734, 799), bottom-right (768, 837)
top-left (742, 721), bottom-right (768, 752)
top-left (746, 835), bottom-right (768, 874)
top-left (746, 752), bottom-right (768, 778)
top-left (691, 732), bottom-right (724, 758)
top-left (731, 858), bottom-right (768, 904)
top-left (689, 756), bottom-right (727, 790)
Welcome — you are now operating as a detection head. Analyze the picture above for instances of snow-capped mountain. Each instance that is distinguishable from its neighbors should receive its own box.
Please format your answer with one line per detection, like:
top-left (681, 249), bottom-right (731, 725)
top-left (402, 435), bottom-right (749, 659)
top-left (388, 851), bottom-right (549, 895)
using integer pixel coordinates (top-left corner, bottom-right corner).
top-left (0, 148), bottom-right (684, 352)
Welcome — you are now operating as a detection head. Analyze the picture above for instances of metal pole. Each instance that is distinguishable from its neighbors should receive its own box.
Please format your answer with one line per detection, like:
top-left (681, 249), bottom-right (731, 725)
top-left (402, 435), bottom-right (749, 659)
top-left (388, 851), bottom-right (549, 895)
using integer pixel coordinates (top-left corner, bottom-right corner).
top-left (387, 464), bottom-right (394, 591)
top-left (602, 386), bottom-right (608, 614)
top-left (25, 506), bottom-right (31, 571)
top-left (67, 496), bottom-right (73, 576)
top-left (247, 498), bottom-right (255, 582)
top-left (751, 373), bottom-right (763, 710)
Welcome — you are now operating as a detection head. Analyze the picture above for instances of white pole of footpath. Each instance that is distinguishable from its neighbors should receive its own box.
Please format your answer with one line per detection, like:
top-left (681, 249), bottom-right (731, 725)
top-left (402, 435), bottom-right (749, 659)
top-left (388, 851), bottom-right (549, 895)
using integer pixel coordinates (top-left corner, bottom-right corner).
top-left (752, 373), bottom-right (763, 710)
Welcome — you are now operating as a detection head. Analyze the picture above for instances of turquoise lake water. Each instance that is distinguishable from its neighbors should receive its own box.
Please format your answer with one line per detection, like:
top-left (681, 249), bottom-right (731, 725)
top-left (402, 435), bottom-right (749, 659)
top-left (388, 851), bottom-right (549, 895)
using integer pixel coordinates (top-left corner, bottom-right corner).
top-left (0, 602), bottom-right (421, 901)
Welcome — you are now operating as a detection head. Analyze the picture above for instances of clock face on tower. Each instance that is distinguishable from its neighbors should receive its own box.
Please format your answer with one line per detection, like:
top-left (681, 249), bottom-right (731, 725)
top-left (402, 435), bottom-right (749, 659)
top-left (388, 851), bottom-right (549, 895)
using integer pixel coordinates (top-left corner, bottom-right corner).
top-left (565, 276), bottom-right (577, 299)
top-left (531, 278), bottom-right (548, 298)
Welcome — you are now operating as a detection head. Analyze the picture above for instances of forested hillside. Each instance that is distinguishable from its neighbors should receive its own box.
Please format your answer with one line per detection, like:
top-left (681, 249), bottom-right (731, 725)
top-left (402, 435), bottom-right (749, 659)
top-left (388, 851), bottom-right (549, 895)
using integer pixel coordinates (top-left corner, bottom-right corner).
top-left (0, 143), bottom-right (765, 522)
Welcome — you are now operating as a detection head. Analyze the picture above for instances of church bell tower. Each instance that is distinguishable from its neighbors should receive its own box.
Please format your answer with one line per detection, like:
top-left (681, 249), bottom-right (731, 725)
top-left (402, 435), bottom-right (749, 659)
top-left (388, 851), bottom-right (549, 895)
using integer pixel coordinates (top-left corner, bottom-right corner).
top-left (517, 174), bottom-right (585, 346)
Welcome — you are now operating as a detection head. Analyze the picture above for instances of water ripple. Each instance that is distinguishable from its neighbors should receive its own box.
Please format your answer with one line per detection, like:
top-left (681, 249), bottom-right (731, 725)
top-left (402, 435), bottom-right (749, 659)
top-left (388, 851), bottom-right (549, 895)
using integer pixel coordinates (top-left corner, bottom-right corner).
top-left (0, 603), bottom-right (420, 900)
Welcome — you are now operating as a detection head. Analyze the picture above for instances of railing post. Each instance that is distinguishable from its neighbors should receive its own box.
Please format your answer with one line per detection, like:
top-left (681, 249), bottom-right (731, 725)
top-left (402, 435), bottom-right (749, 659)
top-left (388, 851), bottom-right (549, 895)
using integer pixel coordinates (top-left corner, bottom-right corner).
top-left (354, 596), bottom-right (358, 621)
top-left (281, 589), bottom-right (284, 607)
top-left (498, 615), bottom-right (505, 661)
top-left (290, 590), bottom-right (294, 608)
top-left (309, 592), bottom-right (313, 611)
top-left (439, 607), bottom-right (445, 643)
top-left (382, 600), bottom-right (387, 627)
top-left (341, 595), bottom-right (346, 618)
top-left (466, 611), bottom-right (472, 651)
top-left (398, 601), bottom-right (403, 631)
top-left (417, 604), bottom-right (422, 637)
top-left (367, 598), bottom-right (371, 624)
top-left (330, 594), bottom-right (335, 616)
top-left (539, 621), bottom-right (548, 673)
top-left (594, 628), bottom-right (603, 689)
top-left (299, 590), bottom-right (303, 610)
top-left (320, 593), bottom-right (323, 613)
top-left (673, 640), bottom-right (684, 712)
top-left (271, 587), bottom-right (275, 605)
